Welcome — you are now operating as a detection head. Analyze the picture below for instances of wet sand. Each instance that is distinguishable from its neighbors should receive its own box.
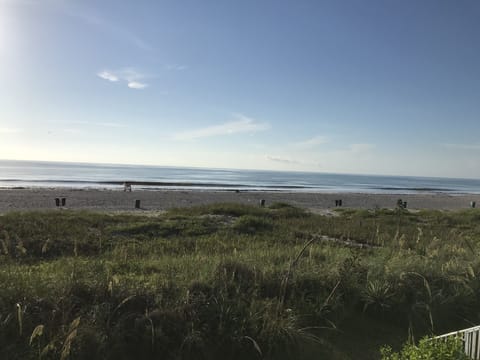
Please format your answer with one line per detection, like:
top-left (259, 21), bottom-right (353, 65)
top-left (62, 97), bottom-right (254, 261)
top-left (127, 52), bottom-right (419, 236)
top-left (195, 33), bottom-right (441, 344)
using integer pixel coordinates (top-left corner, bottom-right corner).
top-left (0, 188), bottom-right (478, 213)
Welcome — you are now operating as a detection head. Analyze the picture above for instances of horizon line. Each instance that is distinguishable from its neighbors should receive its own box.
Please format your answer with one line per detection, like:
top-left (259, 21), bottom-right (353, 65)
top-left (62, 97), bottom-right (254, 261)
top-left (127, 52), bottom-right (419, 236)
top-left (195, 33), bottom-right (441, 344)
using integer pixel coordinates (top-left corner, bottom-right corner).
top-left (0, 158), bottom-right (477, 181)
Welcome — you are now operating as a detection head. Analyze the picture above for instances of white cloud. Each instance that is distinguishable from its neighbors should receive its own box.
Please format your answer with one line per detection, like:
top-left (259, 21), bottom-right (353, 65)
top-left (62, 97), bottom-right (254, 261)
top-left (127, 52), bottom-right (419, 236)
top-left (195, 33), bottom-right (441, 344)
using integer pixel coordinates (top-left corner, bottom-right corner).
top-left (127, 81), bottom-right (147, 89)
top-left (97, 71), bottom-right (119, 82)
top-left (173, 114), bottom-right (270, 140)
top-left (292, 135), bottom-right (328, 148)
top-left (97, 68), bottom-right (149, 89)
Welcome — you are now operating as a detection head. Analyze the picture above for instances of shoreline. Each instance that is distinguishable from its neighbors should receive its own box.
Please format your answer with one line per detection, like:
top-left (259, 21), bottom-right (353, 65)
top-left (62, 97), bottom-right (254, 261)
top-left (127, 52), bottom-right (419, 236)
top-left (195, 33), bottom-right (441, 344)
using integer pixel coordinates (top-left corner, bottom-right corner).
top-left (1, 182), bottom-right (479, 194)
top-left (1, 187), bottom-right (479, 213)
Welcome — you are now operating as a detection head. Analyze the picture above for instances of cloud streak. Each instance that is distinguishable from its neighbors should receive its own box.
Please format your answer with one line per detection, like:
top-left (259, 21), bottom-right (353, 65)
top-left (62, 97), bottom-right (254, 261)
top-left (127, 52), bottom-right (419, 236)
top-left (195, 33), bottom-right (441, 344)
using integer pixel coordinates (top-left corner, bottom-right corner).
top-left (173, 114), bottom-right (269, 140)
top-left (9, 1), bottom-right (154, 51)
top-left (62, 4), bottom-right (153, 51)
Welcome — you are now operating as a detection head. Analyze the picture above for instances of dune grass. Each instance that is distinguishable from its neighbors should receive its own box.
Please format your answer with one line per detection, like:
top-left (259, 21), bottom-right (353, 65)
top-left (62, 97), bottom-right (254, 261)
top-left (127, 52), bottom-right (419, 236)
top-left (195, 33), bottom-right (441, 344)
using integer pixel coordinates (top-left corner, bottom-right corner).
top-left (1, 203), bottom-right (480, 359)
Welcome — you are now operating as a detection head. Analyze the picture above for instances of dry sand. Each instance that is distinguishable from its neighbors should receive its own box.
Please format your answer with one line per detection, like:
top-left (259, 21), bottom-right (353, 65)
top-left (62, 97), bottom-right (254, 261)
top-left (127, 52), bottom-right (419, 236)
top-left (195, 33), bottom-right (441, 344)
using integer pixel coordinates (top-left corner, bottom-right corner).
top-left (0, 188), bottom-right (478, 213)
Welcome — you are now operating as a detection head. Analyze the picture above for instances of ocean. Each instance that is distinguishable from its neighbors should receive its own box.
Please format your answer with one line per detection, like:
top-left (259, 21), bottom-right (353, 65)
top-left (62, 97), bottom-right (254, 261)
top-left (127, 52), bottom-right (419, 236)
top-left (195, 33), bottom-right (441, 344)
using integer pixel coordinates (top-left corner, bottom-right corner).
top-left (0, 160), bottom-right (479, 194)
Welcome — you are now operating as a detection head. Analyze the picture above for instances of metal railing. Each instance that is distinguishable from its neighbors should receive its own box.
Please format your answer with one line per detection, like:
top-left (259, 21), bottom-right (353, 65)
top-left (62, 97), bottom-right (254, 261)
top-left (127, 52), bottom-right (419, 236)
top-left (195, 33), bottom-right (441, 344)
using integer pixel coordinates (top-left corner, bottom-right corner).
top-left (434, 325), bottom-right (480, 359)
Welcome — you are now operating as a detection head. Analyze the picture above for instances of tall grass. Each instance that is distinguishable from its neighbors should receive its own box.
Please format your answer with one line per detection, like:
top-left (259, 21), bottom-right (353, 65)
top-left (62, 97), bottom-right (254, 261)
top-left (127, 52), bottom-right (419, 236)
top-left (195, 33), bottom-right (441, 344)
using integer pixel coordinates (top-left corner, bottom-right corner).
top-left (1, 204), bottom-right (480, 359)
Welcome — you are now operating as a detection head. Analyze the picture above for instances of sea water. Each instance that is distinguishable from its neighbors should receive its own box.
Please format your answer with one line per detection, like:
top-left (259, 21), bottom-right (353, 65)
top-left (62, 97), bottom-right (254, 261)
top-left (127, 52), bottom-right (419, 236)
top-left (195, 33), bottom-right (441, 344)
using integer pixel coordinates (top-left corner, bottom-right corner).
top-left (0, 159), bottom-right (479, 194)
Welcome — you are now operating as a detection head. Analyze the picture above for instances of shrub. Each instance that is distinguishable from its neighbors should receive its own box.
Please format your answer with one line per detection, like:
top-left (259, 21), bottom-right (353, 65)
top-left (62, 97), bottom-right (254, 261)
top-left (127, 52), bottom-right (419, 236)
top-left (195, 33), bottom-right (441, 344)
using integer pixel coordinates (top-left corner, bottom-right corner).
top-left (380, 336), bottom-right (470, 360)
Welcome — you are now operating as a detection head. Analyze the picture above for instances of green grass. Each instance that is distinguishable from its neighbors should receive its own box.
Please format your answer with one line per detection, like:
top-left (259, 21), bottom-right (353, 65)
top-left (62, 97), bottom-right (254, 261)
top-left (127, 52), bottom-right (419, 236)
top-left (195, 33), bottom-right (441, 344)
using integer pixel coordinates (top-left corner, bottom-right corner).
top-left (1, 204), bottom-right (480, 359)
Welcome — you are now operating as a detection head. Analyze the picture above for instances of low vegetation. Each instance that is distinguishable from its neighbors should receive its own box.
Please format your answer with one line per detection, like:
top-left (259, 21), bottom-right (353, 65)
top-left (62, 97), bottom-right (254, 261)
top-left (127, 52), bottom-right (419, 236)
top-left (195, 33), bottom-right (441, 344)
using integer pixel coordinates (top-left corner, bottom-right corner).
top-left (381, 337), bottom-right (469, 360)
top-left (1, 203), bottom-right (480, 359)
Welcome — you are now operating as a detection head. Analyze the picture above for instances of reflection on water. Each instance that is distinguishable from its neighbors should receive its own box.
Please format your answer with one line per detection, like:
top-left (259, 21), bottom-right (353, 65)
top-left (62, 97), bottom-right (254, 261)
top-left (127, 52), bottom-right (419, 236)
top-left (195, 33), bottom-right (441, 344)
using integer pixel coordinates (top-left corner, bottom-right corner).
top-left (0, 160), bottom-right (479, 194)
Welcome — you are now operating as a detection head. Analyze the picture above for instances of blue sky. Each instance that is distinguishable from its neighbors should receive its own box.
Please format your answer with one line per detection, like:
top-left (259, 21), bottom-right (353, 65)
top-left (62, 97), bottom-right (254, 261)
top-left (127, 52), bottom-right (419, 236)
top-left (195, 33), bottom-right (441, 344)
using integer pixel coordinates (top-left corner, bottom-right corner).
top-left (1, 0), bottom-right (480, 178)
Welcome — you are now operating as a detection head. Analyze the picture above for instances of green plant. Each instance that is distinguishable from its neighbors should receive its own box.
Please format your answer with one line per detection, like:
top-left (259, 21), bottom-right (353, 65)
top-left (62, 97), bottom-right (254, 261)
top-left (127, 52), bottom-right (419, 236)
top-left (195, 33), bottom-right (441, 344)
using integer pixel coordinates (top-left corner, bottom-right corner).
top-left (362, 280), bottom-right (394, 313)
top-left (380, 336), bottom-right (469, 360)
top-left (2, 206), bottom-right (480, 359)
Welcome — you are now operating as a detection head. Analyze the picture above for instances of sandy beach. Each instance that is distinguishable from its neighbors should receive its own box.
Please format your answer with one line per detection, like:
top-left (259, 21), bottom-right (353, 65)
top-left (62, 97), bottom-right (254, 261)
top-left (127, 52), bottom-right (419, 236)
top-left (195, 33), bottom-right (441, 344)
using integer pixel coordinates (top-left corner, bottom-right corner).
top-left (0, 188), bottom-right (478, 213)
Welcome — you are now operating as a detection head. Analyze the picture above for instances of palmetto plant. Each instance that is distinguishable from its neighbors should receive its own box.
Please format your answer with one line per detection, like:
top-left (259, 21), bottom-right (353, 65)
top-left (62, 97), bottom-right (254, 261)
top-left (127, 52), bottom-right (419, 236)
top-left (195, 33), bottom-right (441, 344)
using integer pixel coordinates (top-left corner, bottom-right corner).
top-left (362, 280), bottom-right (394, 313)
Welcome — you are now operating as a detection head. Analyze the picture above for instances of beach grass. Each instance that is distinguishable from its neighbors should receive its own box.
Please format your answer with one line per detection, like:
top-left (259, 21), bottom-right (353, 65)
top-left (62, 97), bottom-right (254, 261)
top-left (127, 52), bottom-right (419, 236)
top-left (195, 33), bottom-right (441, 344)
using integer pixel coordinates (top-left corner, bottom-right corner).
top-left (1, 203), bottom-right (480, 359)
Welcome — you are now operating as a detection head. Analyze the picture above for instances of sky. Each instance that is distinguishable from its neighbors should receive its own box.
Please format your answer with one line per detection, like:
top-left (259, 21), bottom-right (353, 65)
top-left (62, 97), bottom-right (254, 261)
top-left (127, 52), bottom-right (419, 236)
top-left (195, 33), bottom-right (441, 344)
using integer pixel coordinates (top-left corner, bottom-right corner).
top-left (1, 0), bottom-right (480, 178)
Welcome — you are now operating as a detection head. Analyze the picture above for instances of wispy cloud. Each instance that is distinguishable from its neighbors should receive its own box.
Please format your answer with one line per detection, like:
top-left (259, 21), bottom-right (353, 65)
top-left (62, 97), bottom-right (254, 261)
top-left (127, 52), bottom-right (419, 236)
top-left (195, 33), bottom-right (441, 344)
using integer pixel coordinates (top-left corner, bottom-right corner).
top-left (265, 155), bottom-right (300, 164)
top-left (443, 143), bottom-right (480, 150)
top-left (292, 135), bottom-right (328, 148)
top-left (118, 68), bottom-right (146, 82)
top-left (97, 68), bottom-right (149, 89)
top-left (10, 1), bottom-right (153, 51)
top-left (173, 114), bottom-right (270, 140)
top-left (62, 4), bottom-right (153, 51)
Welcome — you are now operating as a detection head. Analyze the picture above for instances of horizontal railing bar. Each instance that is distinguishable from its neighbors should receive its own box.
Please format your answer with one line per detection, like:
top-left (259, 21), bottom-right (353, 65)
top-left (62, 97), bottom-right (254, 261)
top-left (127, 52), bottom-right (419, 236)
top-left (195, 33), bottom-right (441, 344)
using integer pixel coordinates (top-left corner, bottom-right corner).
top-left (434, 325), bottom-right (480, 340)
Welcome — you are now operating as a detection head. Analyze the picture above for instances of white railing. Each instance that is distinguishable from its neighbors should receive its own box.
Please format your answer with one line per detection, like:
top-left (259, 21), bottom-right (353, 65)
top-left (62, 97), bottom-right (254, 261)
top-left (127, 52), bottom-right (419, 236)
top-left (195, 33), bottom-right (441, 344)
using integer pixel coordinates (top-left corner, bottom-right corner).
top-left (434, 325), bottom-right (480, 359)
